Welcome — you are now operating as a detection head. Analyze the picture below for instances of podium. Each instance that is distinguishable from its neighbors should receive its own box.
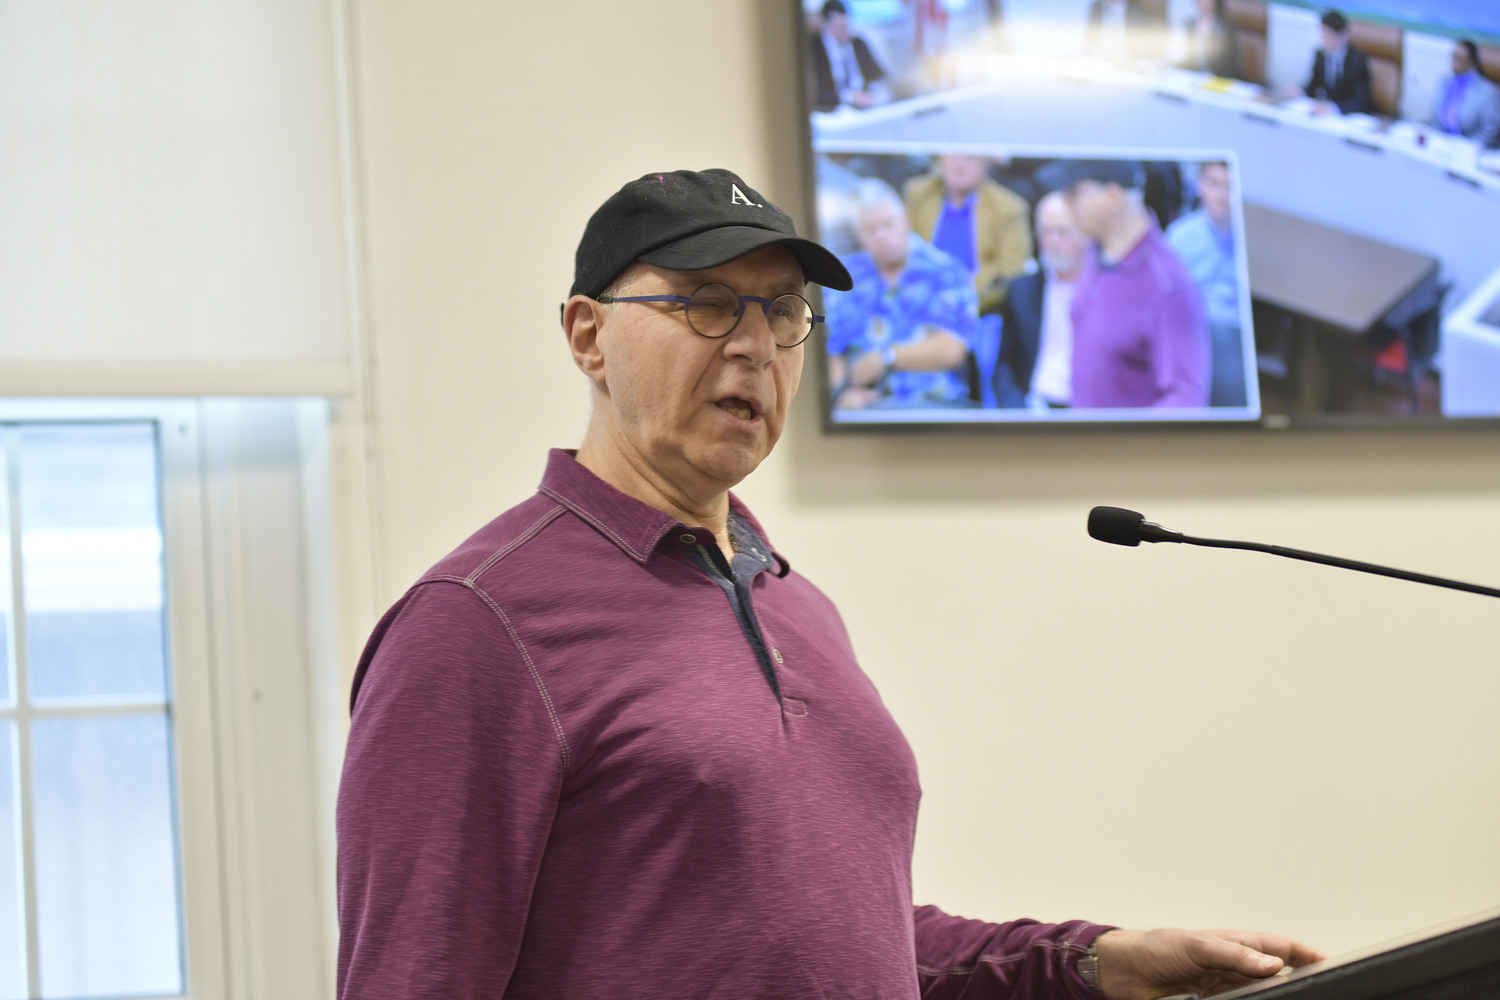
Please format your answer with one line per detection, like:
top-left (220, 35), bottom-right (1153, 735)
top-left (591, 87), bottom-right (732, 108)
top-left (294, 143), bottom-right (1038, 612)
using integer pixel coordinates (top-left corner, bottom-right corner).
top-left (1217, 907), bottom-right (1500, 1000)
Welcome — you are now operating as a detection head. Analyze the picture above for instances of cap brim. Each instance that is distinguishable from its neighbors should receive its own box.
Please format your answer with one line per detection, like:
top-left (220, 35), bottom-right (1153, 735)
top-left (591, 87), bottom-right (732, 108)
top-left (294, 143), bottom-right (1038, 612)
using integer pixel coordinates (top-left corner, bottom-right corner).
top-left (1036, 160), bottom-right (1144, 192)
top-left (1036, 161), bottom-right (1090, 192)
top-left (639, 225), bottom-right (853, 291)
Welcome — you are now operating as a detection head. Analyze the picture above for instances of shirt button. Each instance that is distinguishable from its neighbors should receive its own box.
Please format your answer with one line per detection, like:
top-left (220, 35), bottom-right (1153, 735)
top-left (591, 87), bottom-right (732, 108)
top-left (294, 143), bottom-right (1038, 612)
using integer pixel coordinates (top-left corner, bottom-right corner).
top-left (772, 648), bottom-right (784, 664)
top-left (679, 532), bottom-right (697, 544)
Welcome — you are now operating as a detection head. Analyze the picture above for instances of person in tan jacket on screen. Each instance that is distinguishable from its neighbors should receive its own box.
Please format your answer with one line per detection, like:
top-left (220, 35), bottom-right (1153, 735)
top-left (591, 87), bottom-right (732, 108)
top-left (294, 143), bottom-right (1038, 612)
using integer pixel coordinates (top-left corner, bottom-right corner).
top-left (904, 154), bottom-right (1032, 315)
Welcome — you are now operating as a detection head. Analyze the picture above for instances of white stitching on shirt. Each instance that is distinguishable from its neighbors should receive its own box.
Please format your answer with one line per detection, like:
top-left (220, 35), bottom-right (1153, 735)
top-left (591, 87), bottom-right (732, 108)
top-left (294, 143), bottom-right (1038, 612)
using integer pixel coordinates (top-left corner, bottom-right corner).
top-left (462, 580), bottom-right (575, 773)
top-left (916, 939), bottom-right (1089, 977)
top-left (467, 504), bottom-right (565, 583)
top-left (538, 484), bottom-right (650, 562)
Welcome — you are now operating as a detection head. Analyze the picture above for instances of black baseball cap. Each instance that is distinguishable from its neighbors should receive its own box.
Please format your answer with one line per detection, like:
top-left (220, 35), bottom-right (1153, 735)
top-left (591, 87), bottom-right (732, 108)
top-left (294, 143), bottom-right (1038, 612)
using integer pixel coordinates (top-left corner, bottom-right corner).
top-left (569, 168), bottom-right (852, 299)
top-left (1036, 158), bottom-right (1147, 192)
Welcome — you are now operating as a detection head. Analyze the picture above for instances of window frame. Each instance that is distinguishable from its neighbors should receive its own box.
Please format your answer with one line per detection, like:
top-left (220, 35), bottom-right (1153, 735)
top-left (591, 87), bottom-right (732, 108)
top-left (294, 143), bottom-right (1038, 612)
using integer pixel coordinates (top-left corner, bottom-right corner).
top-left (0, 396), bottom-right (337, 1000)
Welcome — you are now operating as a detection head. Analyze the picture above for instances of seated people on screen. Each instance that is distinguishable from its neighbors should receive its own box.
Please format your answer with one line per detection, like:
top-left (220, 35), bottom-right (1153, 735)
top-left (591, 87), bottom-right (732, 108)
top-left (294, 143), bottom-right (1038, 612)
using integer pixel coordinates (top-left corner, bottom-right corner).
top-left (903, 154), bottom-right (1033, 316)
top-left (994, 193), bottom-right (1089, 410)
top-left (1303, 10), bottom-right (1371, 116)
top-left (826, 179), bottom-right (979, 410)
top-left (1042, 159), bottom-right (1209, 408)
top-left (1165, 162), bottom-right (1246, 408)
top-left (1085, 0), bottom-right (1167, 66)
top-left (1429, 40), bottom-right (1500, 149)
top-left (809, 0), bottom-right (890, 112)
top-left (1176, 0), bottom-right (1238, 79)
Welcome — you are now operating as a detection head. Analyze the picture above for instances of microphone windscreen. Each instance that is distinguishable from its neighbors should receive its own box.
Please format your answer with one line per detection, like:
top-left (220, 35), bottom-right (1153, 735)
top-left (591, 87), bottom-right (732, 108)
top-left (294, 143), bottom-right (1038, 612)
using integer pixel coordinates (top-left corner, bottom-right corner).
top-left (1088, 506), bottom-right (1145, 546)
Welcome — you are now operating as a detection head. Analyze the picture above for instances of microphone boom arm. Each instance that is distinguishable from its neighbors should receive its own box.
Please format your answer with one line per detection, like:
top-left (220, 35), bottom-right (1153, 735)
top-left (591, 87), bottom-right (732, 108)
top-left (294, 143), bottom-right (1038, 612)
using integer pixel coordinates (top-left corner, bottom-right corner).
top-left (1172, 533), bottom-right (1500, 601)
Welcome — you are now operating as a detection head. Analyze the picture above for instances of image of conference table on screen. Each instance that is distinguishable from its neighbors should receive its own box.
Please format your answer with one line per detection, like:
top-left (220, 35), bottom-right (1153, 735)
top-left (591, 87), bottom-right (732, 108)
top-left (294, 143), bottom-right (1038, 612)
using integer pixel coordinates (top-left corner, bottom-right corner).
top-left (809, 34), bottom-right (1500, 424)
top-left (817, 148), bottom-right (1257, 425)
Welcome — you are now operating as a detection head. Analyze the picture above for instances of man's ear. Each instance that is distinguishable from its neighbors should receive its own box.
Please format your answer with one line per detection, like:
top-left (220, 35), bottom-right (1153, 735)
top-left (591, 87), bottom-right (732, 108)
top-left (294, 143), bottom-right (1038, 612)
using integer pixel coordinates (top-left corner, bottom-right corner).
top-left (562, 295), bottom-right (608, 385)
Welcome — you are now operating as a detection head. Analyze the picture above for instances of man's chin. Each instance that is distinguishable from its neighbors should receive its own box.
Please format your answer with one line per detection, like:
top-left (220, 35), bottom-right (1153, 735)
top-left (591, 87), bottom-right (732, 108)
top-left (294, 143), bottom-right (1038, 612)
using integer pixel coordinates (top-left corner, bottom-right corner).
top-left (689, 443), bottom-right (769, 488)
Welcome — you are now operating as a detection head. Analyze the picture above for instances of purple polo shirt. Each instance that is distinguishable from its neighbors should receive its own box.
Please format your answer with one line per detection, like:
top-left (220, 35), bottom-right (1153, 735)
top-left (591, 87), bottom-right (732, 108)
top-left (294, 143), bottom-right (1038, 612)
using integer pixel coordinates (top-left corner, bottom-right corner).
top-left (1071, 225), bottom-right (1210, 408)
top-left (337, 449), bottom-right (1112, 999)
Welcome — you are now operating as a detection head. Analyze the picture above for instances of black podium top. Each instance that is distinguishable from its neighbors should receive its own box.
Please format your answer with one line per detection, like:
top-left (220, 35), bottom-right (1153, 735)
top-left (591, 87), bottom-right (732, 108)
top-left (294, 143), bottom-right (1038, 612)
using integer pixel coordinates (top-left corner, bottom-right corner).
top-left (1214, 906), bottom-right (1500, 1000)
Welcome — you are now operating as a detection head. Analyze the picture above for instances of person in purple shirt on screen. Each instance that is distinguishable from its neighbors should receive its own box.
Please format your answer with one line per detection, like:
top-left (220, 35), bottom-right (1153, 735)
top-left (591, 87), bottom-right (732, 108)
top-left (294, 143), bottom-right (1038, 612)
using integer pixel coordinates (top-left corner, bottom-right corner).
top-left (335, 167), bottom-right (1322, 999)
top-left (1429, 39), bottom-right (1500, 149)
top-left (1040, 159), bottom-right (1210, 409)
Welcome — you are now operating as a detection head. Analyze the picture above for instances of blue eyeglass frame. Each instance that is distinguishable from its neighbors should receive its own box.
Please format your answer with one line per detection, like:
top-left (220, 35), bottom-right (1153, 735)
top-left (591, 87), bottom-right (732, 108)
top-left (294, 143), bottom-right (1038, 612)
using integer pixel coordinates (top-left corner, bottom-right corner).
top-left (595, 283), bottom-right (825, 347)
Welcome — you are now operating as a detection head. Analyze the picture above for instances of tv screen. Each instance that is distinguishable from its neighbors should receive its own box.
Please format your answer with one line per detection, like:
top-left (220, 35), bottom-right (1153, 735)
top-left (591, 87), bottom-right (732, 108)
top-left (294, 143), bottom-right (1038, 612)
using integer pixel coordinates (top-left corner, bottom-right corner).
top-left (800, 0), bottom-right (1500, 428)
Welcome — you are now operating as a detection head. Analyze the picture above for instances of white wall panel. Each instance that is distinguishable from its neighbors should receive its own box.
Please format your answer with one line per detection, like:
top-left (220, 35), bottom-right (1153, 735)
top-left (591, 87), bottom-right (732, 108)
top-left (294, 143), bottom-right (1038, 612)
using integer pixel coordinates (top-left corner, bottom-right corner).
top-left (0, 2), bottom-right (356, 395)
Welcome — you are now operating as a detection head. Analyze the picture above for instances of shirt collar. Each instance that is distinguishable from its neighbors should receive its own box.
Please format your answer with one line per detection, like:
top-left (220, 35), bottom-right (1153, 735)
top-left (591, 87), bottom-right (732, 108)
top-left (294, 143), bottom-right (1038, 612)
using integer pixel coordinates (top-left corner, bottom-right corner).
top-left (537, 448), bottom-right (787, 572)
top-left (1097, 223), bottom-right (1160, 272)
top-left (942, 192), bottom-right (977, 213)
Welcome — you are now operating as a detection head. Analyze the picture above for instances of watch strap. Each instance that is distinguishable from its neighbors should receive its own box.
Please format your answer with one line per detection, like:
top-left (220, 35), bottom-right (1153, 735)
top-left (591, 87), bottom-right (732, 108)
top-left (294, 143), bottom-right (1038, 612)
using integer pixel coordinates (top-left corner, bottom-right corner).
top-left (1077, 936), bottom-right (1104, 994)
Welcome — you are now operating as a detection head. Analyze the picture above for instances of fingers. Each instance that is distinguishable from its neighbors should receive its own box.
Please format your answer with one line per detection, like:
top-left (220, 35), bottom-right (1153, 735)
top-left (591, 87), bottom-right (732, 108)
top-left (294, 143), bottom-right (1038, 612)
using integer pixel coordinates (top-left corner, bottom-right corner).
top-left (1220, 930), bottom-right (1329, 967)
top-left (1182, 932), bottom-right (1280, 980)
top-left (1202, 930), bottom-right (1329, 974)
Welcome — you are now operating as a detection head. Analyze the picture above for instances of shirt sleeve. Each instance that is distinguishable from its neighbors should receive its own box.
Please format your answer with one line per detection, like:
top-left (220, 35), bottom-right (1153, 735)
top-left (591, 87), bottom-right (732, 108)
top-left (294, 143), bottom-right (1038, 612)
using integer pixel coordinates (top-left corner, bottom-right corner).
top-left (824, 283), bottom-right (858, 356)
top-left (1153, 277), bottom-right (1210, 407)
top-left (914, 904), bottom-right (1117, 1000)
top-left (977, 190), bottom-right (1033, 315)
top-left (336, 581), bottom-right (568, 999)
top-left (1337, 54), bottom-right (1372, 115)
top-left (928, 259), bottom-right (982, 350)
top-left (1478, 82), bottom-right (1500, 148)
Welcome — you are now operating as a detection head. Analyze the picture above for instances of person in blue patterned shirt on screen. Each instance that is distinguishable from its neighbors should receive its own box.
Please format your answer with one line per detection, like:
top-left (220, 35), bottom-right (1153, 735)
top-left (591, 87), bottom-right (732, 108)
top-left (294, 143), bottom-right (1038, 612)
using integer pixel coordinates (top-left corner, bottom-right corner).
top-left (826, 178), bottom-right (980, 410)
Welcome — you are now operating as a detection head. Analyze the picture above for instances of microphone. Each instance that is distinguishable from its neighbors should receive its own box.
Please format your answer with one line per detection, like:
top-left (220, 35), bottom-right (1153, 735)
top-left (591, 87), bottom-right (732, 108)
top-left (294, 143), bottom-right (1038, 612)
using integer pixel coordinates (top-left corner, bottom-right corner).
top-left (1086, 506), bottom-right (1500, 600)
top-left (1087, 506), bottom-right (1183, 546)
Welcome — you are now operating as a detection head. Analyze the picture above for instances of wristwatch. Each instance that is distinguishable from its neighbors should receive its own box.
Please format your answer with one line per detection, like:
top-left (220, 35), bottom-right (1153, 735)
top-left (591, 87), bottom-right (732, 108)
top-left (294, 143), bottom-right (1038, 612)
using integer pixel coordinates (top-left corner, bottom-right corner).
top-left (879, 345), bottom-right (897, 371)
top-left (1077, 936), bottom-right (1104, 993)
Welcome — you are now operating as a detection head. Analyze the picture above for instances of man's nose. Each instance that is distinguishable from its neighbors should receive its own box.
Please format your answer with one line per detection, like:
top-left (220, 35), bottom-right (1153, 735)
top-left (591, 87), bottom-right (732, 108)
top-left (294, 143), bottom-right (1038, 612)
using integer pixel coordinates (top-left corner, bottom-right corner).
top-left (724, 300), bottom-right (778, 361)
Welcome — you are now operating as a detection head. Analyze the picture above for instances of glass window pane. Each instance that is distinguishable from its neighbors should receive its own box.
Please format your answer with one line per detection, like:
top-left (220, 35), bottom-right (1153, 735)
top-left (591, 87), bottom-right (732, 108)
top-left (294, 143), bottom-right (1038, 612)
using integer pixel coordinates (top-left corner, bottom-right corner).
top-left (18, 425), bottom-right (167, 701)
top-left (32, 714), bottom-right (183, 999)
top-left (0, 471), bottom-right (11, 707)
top-left (0, 723), bottom-right (25, 1000)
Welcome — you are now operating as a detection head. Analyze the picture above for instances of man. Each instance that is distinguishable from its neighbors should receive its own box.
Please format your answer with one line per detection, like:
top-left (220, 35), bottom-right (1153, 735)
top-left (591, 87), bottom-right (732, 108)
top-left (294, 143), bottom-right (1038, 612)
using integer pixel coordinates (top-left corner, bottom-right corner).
top-left (1176, 0), bottom-right (1238, 79)
top-left (1085, 0), bottom-right (1168, 65)
top-left (1040, 159), bottom-right (1210, 408)
top-left (1303, 10), bottom-right (1371, 116)
top-left (994, 192), bottom-right (1089, 409)
top-left (1429, 39), bottom-right (1500, 149)
top-left (336, 167), bottom-right (1322, 997)
top-left (904, 154), bottom-right (1033, 316)
top-left (825, 178), bottom-right (977, 409)
top-left (809, 0), bottom-right (889, 112)
top-left (1166, 161), bottom-right (1248, 407)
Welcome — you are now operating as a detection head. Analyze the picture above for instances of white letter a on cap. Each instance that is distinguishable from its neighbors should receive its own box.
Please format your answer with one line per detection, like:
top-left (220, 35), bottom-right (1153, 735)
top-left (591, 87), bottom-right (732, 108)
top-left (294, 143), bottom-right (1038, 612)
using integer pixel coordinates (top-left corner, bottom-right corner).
top-left (730, 183), bottom-right (761, 207)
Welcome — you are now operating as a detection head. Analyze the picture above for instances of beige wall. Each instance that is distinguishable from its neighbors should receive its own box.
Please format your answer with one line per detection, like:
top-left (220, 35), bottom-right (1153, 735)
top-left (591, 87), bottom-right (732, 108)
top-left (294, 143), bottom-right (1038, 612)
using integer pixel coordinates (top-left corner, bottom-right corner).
top-left (337, 0), bottom-right (1500, 958)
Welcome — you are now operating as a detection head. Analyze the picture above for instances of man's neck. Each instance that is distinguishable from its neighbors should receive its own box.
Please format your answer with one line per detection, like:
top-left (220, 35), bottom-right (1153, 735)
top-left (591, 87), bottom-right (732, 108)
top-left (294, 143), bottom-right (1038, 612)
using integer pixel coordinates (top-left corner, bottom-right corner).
top-left (576, 421), bottom-right (735, 561)
top-left (1099, 210), bottom-right (1151, 264)
top-left (945, 188), bottom-right (976, 208)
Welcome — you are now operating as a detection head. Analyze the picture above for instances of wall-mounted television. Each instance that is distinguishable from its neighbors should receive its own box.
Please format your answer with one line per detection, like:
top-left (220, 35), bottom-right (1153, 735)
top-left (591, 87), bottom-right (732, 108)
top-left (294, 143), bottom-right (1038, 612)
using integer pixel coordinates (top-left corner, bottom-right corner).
top-left (798, 0), bottom-right (1500, 429)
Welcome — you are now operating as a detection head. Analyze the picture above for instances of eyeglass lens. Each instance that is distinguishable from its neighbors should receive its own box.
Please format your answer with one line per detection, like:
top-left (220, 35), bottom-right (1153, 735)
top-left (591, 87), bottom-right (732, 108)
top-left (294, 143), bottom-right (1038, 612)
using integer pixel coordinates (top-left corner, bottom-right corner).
top-left (685, 283), bottom-right (814, 347)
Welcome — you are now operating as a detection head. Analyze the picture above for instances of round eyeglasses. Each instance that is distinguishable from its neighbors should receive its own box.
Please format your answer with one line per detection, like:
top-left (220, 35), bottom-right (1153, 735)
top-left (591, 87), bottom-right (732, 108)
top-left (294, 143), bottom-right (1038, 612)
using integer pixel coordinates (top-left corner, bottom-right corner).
top-left (596, 282), bottom-right (823, 348)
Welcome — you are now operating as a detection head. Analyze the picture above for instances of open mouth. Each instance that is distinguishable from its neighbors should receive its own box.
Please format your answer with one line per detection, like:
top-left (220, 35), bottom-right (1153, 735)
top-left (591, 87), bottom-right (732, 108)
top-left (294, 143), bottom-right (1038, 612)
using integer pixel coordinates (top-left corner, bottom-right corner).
top-left (714, 397), bottom-right (760, 421)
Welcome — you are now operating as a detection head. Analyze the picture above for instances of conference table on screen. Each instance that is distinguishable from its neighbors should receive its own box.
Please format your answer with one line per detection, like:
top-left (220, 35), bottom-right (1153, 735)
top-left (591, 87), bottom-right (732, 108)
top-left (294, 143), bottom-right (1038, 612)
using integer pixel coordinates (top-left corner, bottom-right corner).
top-left (1244, 202), bottom-right (1440, 413)
top-left (814, 57), bottom-right (1500, 415)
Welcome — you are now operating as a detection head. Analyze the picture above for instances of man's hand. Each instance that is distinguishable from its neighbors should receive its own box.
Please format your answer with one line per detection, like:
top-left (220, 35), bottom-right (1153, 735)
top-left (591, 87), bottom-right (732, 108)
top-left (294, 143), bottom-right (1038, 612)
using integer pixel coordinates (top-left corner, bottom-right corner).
top-left (834, 385), bottom-right (880, 410)
top-left (848, 349), bottom-right (889, 388)
top-left (1095, 928), bottom-right (1327, 1000)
